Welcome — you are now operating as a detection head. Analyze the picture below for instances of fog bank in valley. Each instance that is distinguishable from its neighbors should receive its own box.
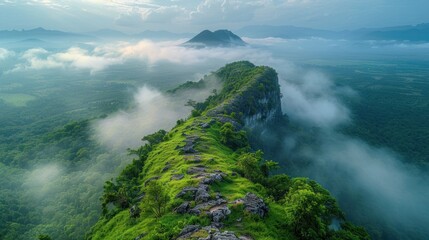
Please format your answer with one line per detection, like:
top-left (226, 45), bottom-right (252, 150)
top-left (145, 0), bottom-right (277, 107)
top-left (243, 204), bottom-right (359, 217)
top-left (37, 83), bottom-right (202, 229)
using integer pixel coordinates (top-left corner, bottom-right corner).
top-left (93, 78), bottom-right (220, 150)
top-left (274, 64), bottom-right (429, 239)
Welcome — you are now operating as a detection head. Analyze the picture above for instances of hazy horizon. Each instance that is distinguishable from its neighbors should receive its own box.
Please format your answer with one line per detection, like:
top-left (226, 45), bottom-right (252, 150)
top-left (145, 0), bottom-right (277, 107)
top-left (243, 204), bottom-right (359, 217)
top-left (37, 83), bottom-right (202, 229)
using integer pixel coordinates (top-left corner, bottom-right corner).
top-left (1, 0), bottom-right (429, 33)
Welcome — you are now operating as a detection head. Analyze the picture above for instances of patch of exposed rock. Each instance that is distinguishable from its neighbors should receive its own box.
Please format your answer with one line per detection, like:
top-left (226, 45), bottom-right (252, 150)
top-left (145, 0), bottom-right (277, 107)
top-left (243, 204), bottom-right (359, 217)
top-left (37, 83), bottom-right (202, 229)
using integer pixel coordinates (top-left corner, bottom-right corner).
top-left (177, 225), bottom-right (201, 239)
top-left (181, 135), bottom-right (200, 154)
top-left (211, 205), bottom-right (231, 227)
top-left (204, 172), bottom-right (226, 184)
top-left (175, 201), bottom-right (190, 214)
top-left (144, 176), bottom-right (160, 186)
top-left (176, 225), bottom-right (241, 240)
top-left (188, 198), bottom-right (227, 215)
top-left (176, 184), bottom-right (210, 203)
top-left (238, 236), bottom-right (253, 240)
top-left (195, 184), bottom-right (211, 202)
top-left (189, 168), bottom-right (226, 185)
top-left (176, 186), bottom-right (199, 199)
top-left (187, 166), bottom-right (206, 175)
top-left (185, 154), bottom-right (202, 163)
top-left (212, 231), bottom-right (240, 240)
top-left (242, 193), bottom-right (268, 218)
top-left (200, 119), bottom-right (216, 129)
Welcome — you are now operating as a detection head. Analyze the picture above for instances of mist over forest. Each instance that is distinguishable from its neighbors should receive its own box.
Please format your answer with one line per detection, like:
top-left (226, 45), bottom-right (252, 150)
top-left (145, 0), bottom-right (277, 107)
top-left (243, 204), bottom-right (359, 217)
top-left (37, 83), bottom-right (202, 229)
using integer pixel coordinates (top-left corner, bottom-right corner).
top-left (1, 27), bottom-right (429, 240)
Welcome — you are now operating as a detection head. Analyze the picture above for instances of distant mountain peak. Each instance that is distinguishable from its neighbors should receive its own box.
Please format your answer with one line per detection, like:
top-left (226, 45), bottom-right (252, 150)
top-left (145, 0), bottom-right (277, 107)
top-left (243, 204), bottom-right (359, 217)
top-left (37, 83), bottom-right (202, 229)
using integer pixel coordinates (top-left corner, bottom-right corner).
top-left (184, 29), bottom-right (246, 47)
top-left (0, 27), bottom-right (94, 41)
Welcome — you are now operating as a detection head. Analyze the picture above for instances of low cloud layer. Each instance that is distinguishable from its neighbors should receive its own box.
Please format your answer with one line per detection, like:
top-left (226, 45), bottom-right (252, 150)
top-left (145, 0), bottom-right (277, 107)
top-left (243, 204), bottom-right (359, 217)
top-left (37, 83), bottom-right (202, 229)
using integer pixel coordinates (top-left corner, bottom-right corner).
top-left (94, 78), bottom-right (220, 150)
top-left (10, 47), bottom-right (123, 73)
top-left (17, 149), bottom-right (132, 239)
top-left (119, 40), bottom-right (269, 65)
top-left (299, 132), bottom-right (429, 238)
top-left (4, 40), bottom-right (273, 74)
top-left (276, 67), bottom-right (429, 238)
top-left (280, 71), bottom-right (353, 128)
top-left (93, 86), bottom-right (190, 149)
top-left (3, 38), bottom-right (427, 75)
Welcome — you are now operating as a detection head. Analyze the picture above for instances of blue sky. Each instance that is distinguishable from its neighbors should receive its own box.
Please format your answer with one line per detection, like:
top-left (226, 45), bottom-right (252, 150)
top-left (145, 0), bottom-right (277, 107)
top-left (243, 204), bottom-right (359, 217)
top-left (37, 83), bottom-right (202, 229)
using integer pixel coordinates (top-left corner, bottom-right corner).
top-left (0, 0), bottom-right (428, 33)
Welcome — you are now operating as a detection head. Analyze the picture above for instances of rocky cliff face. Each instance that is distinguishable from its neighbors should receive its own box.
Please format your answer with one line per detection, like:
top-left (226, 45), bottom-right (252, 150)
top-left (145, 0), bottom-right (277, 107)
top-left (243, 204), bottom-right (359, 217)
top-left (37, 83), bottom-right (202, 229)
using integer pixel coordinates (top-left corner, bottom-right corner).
top-left (87, 61), bottom-right (368, 240)
top-left (207, 61), bottom-right (283, 127)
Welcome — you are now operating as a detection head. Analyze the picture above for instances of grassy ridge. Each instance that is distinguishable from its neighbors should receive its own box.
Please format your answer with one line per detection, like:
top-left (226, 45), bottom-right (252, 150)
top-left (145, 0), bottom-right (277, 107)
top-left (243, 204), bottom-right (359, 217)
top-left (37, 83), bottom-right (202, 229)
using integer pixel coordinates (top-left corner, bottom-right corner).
top-left (88, 61), bottom-right (369, 240)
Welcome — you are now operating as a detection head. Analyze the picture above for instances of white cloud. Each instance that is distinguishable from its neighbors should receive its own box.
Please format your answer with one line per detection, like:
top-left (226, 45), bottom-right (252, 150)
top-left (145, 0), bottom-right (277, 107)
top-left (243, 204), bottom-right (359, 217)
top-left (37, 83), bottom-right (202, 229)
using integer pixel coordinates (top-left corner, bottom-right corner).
top-left (299, 131), bottom-right (429, 235)
top-left (116, 4), bottom-right (188, 26)
top-left (118, 40), bottom-right (261, 64)
top-left (94, 73), bottom-right (221, 150)
top-left (93, 86), bottom-right (187, 149)
top-left (11, 46), bottom-right (123, 73)
top-left (25, 0), bottom-right (69, 9)
top-left (54, 47), bottom-right (123, 72)
top-left (280, 71), bottom-right (351, 128)
top-left (7, 40), bottom-right (274, 73)
top-left (141, 5), bottom-right (188, 23)
top-left (12, 48), bottom-right (64, 71)
top-left (23, 164), bottom-right (63, 197)
top-left (26, 164), bottom-right (62, 185)
top-left (115, 8), bottom-right (145, 26)
top-left (0, 48), bottom-right (14, 60)
top-left (190, 0), bottom-right (258, 24)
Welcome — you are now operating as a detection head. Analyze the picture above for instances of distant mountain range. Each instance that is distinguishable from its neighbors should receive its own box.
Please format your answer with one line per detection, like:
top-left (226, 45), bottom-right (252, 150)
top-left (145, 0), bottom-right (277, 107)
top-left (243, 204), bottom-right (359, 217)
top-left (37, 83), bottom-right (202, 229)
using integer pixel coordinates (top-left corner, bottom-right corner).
top-left (183, 29), bottom-right (246, 48)
top-left (355, 23), bottom-right (429, 41)
top-left (0, 27), bottom-right (193, 43)
top-left (0, 27), bottom-right (93, 41)
top-left (237, 23), bottom-right (429, 41)
top-left (0, 23), bottom-right (427, 46)
top-left (237, 25), bottom-right (334, 39)
top-left (0, 28), bottom-right (96, 50)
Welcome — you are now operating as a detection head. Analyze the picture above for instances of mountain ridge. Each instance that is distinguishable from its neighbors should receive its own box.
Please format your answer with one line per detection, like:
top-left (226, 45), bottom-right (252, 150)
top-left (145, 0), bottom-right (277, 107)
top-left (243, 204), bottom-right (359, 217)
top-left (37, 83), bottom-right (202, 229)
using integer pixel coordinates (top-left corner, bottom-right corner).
top-left (87, 61), bottom-right (369, 240)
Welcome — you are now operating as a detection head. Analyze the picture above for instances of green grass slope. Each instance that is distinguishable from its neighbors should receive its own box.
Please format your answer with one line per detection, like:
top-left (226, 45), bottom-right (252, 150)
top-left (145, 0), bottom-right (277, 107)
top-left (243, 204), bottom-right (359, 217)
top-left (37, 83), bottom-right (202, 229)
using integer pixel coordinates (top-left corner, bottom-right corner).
top-left (87, 61), bottom-right (369, 240)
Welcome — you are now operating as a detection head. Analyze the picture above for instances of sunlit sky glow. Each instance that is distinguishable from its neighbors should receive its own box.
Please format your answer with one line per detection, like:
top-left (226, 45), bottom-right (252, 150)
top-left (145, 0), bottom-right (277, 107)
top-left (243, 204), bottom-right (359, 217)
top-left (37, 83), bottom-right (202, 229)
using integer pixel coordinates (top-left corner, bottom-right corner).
top-left (0, 0), bottom-right (428, 33)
